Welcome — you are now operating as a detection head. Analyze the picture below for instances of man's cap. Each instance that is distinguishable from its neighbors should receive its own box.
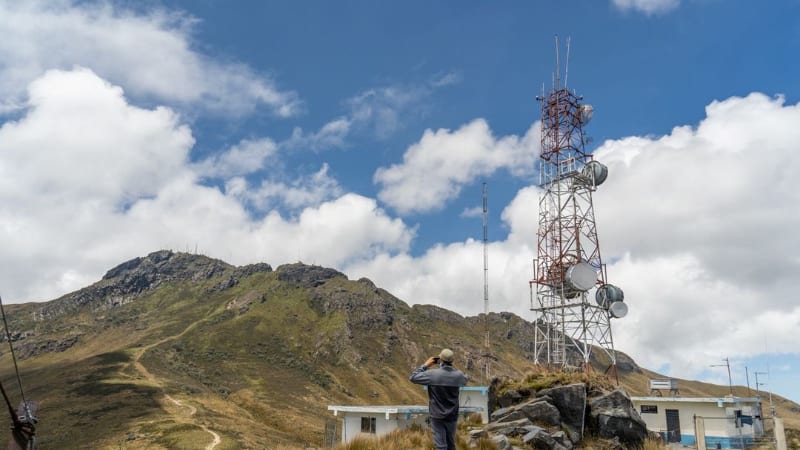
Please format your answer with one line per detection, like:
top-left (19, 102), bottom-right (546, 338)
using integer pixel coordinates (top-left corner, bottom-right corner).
top-left (439, 348), bottom-right (454, 363)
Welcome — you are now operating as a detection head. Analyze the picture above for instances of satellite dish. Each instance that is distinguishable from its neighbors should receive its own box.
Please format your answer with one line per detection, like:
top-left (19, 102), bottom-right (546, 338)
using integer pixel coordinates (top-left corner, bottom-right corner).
top-left (609, 301), bottom-right (628, 319)
top-left (596, 284), bottom-right (624, 307)
top-left (582, 160), bottom-right (608, 186)
top-left (580, 104), bottom-right (594, 124)
top-left (564, 262), bottom-right (596, 292)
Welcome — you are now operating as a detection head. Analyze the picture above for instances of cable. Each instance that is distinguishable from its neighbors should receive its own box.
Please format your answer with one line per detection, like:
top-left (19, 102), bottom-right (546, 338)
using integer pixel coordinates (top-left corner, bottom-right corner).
top-left (0, 294), bottom-right (33, 425)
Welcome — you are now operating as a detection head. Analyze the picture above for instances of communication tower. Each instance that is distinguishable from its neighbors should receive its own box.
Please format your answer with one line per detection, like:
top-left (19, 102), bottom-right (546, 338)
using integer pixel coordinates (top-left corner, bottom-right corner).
top-left (530, 36), bottom-right (627, 376)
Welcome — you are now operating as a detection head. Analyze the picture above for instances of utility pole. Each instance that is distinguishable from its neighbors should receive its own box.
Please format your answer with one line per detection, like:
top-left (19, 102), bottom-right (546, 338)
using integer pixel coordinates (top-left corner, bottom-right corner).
top-left (710, 357), bottom-right (733, 396)
top-left (755, 371), bottom-right (775, 417)
top-left (745, 366), bottom-right (751, 395)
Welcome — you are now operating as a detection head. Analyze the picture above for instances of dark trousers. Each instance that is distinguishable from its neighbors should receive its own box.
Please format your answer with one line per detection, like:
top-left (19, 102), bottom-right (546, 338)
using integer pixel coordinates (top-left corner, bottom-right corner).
top-left (430, 418), bottom-right (457, 450)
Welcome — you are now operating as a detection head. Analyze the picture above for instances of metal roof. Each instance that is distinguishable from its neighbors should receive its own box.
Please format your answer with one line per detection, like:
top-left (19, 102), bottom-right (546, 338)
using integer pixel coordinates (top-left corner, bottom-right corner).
top-left (327, 405), bottom-right (484, 419)
top-left (631, 396), bottom-right (761, 404)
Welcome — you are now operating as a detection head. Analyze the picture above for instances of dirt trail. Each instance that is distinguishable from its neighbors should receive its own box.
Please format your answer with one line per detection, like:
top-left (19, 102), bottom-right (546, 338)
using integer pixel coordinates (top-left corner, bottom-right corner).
top-left (130, 320), bottom-right (221, 450)
top-left (165, 394), bottom-right (221, 450)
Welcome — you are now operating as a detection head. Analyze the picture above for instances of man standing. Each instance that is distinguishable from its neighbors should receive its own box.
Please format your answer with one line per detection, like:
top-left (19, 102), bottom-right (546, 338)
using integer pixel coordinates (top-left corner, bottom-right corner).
top-left (409, 348), bottom-right (468, 450)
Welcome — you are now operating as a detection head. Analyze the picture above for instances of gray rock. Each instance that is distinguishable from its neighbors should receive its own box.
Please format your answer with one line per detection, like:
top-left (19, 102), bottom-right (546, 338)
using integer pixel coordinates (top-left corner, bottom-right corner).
top-left (469, 429), bottom-right (488, 440)
top-left (491, 434), bottom-right (512, 450)
top-left (519, 397), bottom-right (561, 425)
top-left (496, 388), bottom-right (527, 408)
top-left (493, 408), bottom-right (529, 424)
top-left (551, 431), bottom-right (574, 450)
top-left (485, 418), bottom-right (532, 431)
top-left (485, 418), bottom-right (534, 436)
top-left (522, 427), bottom-right (568, 450)
top-left (538, 383), bottom-right (587, 439)
top-left (490, 405), bottom-right (516, 421)
top-left (588, 389), bottom-right (648, 447)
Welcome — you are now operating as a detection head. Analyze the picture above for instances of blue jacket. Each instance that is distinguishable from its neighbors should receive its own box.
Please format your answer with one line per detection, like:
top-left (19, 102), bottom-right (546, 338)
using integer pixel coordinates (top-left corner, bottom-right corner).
top-left (409, 363), bottom-right (468, 421)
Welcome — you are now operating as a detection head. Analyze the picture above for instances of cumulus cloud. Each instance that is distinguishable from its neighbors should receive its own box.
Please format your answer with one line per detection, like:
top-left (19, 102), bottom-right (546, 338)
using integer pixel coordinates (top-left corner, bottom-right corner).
top-left (354, 94), bottom-right (800, 388)
top-left (0, 0), bottom-right (300, 116)
top-left (0, 69), bottom-right (411, 301)
top-left (612, 0), bottom-right (680, 15)
top-left (374, 119), bottom-right (540, 215)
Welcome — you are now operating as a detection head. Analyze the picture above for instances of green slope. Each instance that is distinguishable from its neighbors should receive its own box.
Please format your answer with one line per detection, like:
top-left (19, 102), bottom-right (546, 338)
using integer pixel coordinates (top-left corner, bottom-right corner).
top-left (0, 251), bottom-right (795, 448)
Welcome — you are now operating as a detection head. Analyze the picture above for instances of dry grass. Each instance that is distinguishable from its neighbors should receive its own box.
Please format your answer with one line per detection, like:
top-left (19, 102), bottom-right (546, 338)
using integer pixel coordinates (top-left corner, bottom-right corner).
top-left (575, 436), bottom-right (667, 450)
top-left (496, 365), bottom-right (616, 395)
top-left (334, 423), bottom-right (495, 450)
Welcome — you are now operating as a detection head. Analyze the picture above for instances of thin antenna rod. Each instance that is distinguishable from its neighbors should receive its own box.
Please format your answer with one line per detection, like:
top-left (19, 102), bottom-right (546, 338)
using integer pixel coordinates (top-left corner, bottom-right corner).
top-left (482, 182), bottom-right (490, 384)
top-left (554, 35), bottom-right (560, 89)
top-left (565, 36), bottom-right (571, 89)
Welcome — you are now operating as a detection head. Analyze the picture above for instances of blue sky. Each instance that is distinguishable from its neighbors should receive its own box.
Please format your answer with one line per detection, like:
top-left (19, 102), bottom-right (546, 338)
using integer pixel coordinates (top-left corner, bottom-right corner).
top-left (0, 0), bottom-right (798, 405)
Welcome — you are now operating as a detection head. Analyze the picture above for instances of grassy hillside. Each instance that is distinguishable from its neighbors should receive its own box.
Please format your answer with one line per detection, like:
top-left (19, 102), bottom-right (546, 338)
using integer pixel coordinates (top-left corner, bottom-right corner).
top-left (0, 251), bottom-right (795, 448)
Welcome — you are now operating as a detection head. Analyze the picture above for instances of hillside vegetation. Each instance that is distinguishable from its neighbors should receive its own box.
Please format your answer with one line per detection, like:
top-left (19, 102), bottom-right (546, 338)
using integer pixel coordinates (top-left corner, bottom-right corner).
top-left (0, 251), bottom-right (794, 448)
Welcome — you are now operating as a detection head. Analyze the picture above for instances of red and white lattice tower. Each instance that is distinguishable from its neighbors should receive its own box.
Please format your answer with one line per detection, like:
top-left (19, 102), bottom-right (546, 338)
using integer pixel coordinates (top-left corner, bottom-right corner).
top-left (530, 37), bottom-right (627, 376)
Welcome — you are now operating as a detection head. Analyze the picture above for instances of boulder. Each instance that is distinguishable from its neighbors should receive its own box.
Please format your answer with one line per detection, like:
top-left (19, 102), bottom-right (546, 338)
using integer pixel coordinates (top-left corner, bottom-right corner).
top-left (522, 426), bottom-right (568, 450)
top-left (588, 389), bottom-right (648, 447)
top-left (551, 431), bottom-right (574, 450)
top-left (518, 398), bottom-right (561, 425)
top-left (493, 408), bottom-right (529, 424)
top-left (491, 434), bottom-right (512, 450)
top-left (485, 418), bottom-right (534, 437)
top-left (496, 388), bottom-right (529, 408)
top-left (538, 383), bottom-right (587, 439)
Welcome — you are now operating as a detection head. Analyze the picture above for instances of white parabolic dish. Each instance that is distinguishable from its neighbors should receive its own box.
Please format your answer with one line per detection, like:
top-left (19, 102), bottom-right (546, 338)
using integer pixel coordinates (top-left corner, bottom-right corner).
top-left (565, 262), bottom-right (596, 292)
top-left (609, 301), bottom-right (628, 318)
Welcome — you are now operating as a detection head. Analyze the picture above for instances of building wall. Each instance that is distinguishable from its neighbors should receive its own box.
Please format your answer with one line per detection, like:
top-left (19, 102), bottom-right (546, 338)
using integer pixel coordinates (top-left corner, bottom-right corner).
top-left (341, 414), bottom-right (399, 443)
top-left (340, 413), bottom-right (428, 443)
top-left (632, 399), bottom-right (760, 449)
top-left (460, 389), bottom-right (489, 423)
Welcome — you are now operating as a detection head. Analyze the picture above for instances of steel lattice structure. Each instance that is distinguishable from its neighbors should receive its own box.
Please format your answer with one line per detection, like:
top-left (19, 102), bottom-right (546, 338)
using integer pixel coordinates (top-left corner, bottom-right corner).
top-left (530, 82), bottom-right (620, 375)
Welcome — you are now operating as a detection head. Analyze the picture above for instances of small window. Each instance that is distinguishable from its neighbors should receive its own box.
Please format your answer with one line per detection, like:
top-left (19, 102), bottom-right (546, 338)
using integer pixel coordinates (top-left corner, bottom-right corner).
top-left (361, 416), bottom-right (376, 434)
top-left (641, 405), bottom-right (658, 414)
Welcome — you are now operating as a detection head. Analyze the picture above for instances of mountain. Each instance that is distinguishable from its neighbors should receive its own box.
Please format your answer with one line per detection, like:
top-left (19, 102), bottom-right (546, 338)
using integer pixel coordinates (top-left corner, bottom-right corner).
top-left (0, 251), bottom-right (795, 448)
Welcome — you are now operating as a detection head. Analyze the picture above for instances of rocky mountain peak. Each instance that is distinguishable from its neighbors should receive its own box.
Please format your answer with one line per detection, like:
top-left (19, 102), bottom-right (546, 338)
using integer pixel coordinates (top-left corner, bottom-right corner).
top-left (35, 251), bottom-right (232, 320)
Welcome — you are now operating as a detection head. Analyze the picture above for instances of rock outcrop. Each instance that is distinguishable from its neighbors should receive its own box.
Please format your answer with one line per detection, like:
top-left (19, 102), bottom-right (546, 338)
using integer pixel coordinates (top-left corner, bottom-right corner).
top-left (34, 251), bottom-right (232, 320)
top-left (473, 380), bottom-right (647, 449)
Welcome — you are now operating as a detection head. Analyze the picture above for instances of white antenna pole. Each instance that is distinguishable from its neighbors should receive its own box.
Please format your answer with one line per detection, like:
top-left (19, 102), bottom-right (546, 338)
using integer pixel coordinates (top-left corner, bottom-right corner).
top-left (565, 36), bottom-right (571, 89)
top-left (554, 34), bottom-right (560, 89)
top-left (482, 182), bottom-right (490, 384)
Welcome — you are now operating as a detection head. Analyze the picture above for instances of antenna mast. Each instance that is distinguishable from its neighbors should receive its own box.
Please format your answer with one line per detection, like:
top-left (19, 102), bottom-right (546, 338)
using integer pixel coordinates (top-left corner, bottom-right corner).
top-left (482, 182), bottom-right (491, 384)
top-left (531, 36), bottom-right (627, 379)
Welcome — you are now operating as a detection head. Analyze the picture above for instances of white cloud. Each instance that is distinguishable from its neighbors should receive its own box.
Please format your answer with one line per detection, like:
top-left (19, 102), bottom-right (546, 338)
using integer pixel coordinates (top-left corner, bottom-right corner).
top-left (0, 0), bottom-right (300, 116)
top-left (354, 93), bottom-right (800, 389)
top-left (0, 69), bottom-right (410, 302)
top-left (282, 77), bottom-right (457, 153)
top-left (194, 138), bottom-right (278, 179)
top-left (228, 163), bottom-right (344, 211)
top-left (374, 119), bottom-right (540, 215)
top-left (0, 67), bottom-right (193, 208)
top-left (283, 118), bottom-right (351, 151)
top-left (612, 0), bottom-right (680, 15)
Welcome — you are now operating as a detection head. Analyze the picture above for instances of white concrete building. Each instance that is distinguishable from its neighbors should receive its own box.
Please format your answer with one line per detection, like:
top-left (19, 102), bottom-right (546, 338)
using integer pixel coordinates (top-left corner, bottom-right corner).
top-left (631, 396), bottom-right (763, 448)
top-left (328, 386), bottom-right (488, 444)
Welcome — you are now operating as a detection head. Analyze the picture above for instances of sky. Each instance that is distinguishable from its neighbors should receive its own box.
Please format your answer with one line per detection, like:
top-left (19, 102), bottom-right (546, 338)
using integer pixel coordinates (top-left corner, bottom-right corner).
top-left (0, 0), bottom-right (798, 404)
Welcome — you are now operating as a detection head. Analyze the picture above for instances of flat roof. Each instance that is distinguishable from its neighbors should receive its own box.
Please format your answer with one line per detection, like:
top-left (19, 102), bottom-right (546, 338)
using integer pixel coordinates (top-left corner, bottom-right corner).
top-left (631, 396), bottom-right (761, 404)
top-left (328, 405), bottom-right (484, 416)
top-left (422, 386), bottom-right (489, 394)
